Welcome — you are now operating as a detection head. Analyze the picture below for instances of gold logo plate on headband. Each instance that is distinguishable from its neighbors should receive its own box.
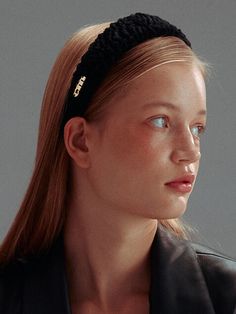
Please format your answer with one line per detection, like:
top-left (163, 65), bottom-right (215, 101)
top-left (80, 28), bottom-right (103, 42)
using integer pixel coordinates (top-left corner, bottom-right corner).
top-left (73, 76), bottom-right (87, 97)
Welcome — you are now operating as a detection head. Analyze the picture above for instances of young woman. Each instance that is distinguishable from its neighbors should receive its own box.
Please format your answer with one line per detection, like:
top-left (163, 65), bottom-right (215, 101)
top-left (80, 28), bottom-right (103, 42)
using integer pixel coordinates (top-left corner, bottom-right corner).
top-left (0, 12), bottom-right (236, 314)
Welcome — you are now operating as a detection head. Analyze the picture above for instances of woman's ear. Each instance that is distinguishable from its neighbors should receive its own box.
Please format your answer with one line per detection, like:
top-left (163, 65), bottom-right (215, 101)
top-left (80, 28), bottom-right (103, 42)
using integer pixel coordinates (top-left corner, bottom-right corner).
top-left (64, 117), bottom-right (91, 168)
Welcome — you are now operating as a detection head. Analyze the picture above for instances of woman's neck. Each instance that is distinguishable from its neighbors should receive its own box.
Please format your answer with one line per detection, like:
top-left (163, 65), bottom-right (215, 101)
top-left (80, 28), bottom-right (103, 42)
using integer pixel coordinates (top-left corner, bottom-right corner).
top-left (63, 190), bottom-right (158, 311)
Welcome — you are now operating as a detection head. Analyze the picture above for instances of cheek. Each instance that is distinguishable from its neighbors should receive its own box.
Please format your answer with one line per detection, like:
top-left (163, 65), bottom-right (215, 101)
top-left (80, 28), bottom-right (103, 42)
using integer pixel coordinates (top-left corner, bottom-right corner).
top-left (89, 125), bottom-right (159, 199)
top-left (108, 124), bottom-right (169, 169)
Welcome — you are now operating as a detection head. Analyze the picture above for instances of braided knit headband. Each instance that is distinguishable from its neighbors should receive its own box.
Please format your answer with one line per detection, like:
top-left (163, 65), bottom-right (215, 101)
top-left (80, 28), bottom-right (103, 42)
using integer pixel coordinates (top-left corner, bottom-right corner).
top-left (61, 12), bottom-right (191, 129)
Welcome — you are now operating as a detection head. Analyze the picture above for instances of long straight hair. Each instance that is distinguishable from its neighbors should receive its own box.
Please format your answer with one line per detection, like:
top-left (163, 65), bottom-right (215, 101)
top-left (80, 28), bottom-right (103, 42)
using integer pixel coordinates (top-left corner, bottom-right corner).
top-left (0, 22), bottom-right (210, 265)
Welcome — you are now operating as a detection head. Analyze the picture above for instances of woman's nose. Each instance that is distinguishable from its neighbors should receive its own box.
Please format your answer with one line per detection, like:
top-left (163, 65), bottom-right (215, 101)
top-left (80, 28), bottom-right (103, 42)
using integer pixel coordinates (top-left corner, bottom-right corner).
top-left (170, 129), bottom-right (201, 165)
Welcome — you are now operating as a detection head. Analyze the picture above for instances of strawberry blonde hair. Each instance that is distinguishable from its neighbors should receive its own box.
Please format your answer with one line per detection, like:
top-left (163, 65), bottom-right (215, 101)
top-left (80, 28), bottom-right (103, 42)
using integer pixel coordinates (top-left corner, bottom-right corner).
top-left (0, 22), bottom-right (210, 265)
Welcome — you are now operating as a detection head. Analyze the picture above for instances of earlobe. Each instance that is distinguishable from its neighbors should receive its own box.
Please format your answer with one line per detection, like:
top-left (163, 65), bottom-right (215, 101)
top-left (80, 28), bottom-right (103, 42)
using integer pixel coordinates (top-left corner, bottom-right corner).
top-left (63, 117), bottom-right (91, 168)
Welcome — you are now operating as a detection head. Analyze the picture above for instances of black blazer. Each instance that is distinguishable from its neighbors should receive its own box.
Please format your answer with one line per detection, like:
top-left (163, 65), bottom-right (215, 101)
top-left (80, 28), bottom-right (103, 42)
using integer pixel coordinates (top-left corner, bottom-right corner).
top-left (0, 226), bottom-right (236, 314)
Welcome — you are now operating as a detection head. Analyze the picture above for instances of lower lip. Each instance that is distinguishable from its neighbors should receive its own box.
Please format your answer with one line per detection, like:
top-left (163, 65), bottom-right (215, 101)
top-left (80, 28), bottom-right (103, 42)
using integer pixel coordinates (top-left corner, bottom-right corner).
top-left (165, 182), bottom-right (192, 193)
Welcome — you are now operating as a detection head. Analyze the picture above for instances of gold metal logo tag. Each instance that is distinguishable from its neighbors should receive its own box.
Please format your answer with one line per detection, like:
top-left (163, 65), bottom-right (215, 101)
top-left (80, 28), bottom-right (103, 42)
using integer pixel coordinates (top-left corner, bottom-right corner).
top-left (73, 76), bottom-right (86, 97)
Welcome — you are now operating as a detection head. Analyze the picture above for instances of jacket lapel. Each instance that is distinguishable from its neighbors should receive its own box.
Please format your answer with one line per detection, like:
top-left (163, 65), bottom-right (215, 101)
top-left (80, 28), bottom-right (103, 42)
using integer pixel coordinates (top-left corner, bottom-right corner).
top-left (149, 226), bottom-right (215, 314)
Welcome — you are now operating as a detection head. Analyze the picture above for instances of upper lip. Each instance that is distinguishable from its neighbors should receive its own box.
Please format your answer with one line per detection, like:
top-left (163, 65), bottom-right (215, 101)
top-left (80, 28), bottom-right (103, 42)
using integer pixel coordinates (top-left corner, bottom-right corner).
top-left (165, 174), bottom-right (195, 184)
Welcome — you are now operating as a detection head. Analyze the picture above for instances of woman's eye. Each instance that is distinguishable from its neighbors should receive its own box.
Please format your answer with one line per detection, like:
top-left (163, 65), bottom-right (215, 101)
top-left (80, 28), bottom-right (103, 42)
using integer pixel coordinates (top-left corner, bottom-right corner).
top-left (151, 116), bottom-right (168, 128)
top-left (191, 125), bottom-right (206, 138)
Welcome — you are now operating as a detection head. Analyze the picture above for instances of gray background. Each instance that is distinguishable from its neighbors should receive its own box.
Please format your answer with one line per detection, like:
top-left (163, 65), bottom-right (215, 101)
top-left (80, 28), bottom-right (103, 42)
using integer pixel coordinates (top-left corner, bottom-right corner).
top-left (1, 0), bottom-right (236, 257)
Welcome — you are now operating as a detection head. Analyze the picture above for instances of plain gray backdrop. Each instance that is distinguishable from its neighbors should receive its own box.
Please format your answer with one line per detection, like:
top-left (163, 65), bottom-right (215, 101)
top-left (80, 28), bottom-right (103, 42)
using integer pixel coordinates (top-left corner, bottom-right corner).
top-left (1, 0), bottom-right (236, 257)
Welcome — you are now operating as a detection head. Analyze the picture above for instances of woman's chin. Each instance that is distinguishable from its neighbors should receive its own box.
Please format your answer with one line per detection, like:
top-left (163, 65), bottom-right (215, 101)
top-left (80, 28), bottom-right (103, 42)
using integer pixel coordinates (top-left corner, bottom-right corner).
top-left (147, 199), bottom-right (188, 220)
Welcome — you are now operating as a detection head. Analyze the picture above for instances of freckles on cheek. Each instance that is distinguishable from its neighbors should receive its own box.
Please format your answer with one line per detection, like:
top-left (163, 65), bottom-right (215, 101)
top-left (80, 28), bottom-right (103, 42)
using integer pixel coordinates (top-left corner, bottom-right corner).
top-left (113, 127), bottom-right (157, 166)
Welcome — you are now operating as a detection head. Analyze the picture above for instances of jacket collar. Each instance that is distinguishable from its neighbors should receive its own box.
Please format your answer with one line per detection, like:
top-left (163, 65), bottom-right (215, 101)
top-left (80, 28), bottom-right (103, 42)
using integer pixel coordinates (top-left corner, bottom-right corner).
top-left (22, 226), bottom-right (215, 314)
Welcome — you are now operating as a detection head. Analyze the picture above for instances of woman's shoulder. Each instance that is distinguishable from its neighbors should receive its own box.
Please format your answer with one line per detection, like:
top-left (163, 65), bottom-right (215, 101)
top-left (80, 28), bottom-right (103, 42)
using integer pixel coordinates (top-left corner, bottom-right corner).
top-left (190, 241), bottom-right (236, 278)
top-left (162, 226), bottom-right (236, 278)
top-left (189, 241), bottom-right (236, 309)
top-left (156, 226), bottom-right (236, 310)
top-left (0, 259), bottom-right (24, 313)
top-left (0, 238), bottom-right (66, 314)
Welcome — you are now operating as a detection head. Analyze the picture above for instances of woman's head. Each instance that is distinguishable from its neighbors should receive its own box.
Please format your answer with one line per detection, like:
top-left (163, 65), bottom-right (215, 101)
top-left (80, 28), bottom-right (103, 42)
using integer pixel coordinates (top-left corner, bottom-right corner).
top-left (61, 14), bottom-right (208, 234)
top-left (0, 13), bottom-right (210, 264)
top-left (65, 62), bottom-right (206, 223)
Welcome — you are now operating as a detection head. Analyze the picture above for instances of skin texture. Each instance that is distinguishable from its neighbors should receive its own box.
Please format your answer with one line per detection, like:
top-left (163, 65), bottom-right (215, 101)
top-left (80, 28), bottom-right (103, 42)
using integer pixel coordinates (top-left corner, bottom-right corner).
top-left (63, 62), bottom-right (207, 313)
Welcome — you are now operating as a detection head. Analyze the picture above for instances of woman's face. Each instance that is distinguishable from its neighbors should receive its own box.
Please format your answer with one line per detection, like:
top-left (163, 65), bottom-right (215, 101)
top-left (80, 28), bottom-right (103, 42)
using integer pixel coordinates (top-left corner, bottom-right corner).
top-left (88, 62), bottom-right (206, 219)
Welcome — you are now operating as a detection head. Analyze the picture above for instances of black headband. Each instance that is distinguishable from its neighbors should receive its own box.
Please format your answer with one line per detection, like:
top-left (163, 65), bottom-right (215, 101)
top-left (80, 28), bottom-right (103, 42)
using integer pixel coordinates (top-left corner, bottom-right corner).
top-left (61, 12), bottom-right (191, 129)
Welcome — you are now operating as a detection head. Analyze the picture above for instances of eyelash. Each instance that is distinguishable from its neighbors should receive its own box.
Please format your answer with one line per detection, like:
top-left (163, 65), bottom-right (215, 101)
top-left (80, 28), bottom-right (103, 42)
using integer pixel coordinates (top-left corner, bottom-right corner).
top-left (150, 116), bottom-right (206, 138)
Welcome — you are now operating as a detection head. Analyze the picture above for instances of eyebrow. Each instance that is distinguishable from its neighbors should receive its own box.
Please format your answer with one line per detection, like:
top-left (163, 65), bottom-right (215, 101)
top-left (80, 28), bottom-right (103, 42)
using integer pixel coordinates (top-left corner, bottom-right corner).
top-left (142, 102), bottom-right (207, 116)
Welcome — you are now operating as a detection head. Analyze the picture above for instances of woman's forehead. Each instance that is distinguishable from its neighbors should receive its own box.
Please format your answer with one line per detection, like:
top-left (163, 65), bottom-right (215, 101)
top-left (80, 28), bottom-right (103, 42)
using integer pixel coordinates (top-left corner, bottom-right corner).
top-left (108, 62), bottom-right (206, 115)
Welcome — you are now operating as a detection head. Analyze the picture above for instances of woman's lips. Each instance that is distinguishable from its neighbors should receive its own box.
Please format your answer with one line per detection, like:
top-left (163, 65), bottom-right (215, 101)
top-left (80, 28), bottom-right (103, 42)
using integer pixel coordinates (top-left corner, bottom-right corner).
top-left (165, 174), bottom-right (195, 193)
top-left (165, 182), bottom-right (193, 193)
